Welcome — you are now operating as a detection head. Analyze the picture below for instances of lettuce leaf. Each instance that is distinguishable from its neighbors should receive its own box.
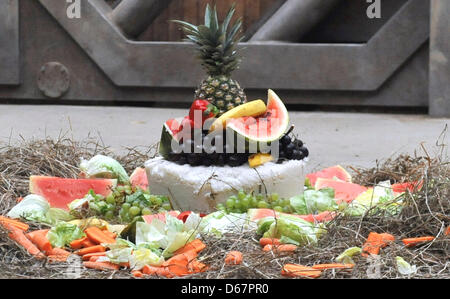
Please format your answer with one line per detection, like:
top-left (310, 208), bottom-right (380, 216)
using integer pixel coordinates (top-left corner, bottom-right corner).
top-left (7, 194), bottom-right (50, 221)
top-left (80, 155), bottom-right (129, 183)
top-left (258, 214), bottom-right (325, 246)
top-left (47, 222), bottom-right (85, 248)
top-left (289, 188), bottom-right (338, 215)
top-left (200, 211), bottom-right (254, 236)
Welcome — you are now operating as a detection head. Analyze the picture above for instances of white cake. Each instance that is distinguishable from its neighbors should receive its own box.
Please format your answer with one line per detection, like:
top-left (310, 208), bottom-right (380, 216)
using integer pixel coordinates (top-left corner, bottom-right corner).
top-left (145, 157), bottom-right (306, 213)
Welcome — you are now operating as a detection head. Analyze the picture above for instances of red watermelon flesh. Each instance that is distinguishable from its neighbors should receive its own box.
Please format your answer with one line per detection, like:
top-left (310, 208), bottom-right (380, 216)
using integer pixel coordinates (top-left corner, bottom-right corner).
top-left (130, 167), bottom-right (149, 191)
top-left (315, 178), bottom-right (367, 204)
top-left (306, 165), bottom-right (352, 186)
top-left (247, 208), bottom-right (336, 223)
top-left (142, 211), bottom-right (180, 224)
top-left (392, 181), bottom-right (423, 193)
top-left (29, 176), bottom-right (117, 210)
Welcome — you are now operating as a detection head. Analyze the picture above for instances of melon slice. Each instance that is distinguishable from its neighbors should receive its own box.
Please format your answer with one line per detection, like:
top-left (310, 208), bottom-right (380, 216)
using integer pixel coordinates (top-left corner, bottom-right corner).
top-left (391, 181), bottom-right (423, 194)
top-left (130, 167), bottom-right (149, 191)
top-left (314, 178), bottom-right (367, 203)
top-left (227, 89), bottom-right (289, 146)
top-left (29, 176), bottom-right (117, 210)
top-left (247, 208), bottom-right (335, 223)
top-left (306, 165), bottom-right (352, 187)
top-left (142, 211), bottom-right (180, 224)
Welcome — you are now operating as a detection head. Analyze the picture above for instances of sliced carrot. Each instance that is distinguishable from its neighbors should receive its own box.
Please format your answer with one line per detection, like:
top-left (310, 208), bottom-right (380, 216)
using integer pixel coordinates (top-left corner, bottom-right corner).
top-left (142, 265), bottom-right (173, 278)
top-left (174, 239), bottom-right (206, 255)
top-left (4, 223), bottom-right (45, 259)
top-left (362, 232), bottom-right (395, 257)
top-left (83, 261), bottom-right (120, 271)
top-left (225, 251), bottom-right (243, 265)
top-left (89, 256), bottom-right (101, 262)
top-left (0, 216), bottom-right (29, 231)
top-left (81, 239), bottom-right (96, 248)
top-left (17, 197), bottom-right (24, 203)
top-left (312, 263), bottom-right (354, 270)
top-left (445, 226), bottom-right (450, 236)
top-left (402, 236), bottom-right (435, 247)
top-left (102, 230), bottom-right (117, 240)
top-left (281, 264), bottom-right (322, 278)
top-left (47, 248), bottom-right (71, 263)
top-left (163, 250), bottom-right (198, 277)
top-left (259, 238), bottom-right (281, 247)
top-left (188, 260), bottom-right (208, 273)
top-left (26, 229), bottom-right (52, 255)
top-left (76, 245), bottom-right (106, 256)
top-left (85, 226), bottom-right (116, 245)
top-left (263, 244), bottom-right (298, 253)
top-left (132, 270), bottom-right (144, 278)
top-left (70, 237), bottom-right (88, 250)
top-left (82, 251), bottom-right (107, 261)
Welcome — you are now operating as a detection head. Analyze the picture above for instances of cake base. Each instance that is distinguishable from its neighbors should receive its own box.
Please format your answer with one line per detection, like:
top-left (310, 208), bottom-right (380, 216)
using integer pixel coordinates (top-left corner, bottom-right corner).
top-left (145, 157), bottom-right (306, 213)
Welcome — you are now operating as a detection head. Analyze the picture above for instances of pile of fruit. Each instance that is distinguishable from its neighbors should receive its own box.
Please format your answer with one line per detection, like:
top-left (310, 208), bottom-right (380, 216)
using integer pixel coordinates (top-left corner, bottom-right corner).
top-left (158, 4), bottom-right (308, 168)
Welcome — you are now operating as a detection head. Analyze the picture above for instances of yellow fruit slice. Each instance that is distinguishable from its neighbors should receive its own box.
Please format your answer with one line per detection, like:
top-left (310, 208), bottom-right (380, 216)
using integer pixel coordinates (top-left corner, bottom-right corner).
top-left (248, 153), bottom-right (274, 168)
top-left (209, 99), bottom-right (267, 132)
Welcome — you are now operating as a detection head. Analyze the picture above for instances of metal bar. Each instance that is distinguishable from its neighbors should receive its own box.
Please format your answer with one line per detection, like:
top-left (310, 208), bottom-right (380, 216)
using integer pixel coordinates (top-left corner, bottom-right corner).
top-left (429, 0), bottom-right (450, 117)
top-left (110, 0), bottom-right (173, 38)
top-left (249, 0), bottom-right (341, 42)
top-left (0, 0), bottom-right (20, 85)
top-left (37, 0), bottom-right (428, 91)
top-left (243, 0), bottom-right (286, 41)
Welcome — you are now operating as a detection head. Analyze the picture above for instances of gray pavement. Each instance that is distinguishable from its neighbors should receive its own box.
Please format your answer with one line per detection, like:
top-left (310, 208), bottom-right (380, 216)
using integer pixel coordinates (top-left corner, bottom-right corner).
top-left (1, 105), bottom-right (449, 172)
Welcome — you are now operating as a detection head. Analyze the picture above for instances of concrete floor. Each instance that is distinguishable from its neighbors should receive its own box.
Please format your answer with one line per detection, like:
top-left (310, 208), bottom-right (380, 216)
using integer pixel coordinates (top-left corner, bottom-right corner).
top-left (0, 105), bottom-right (449, 172)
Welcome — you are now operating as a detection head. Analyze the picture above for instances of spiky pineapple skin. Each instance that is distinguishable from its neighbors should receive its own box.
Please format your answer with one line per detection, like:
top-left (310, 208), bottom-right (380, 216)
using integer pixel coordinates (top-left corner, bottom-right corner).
top-left (195, 75), bottom-right (247, 115)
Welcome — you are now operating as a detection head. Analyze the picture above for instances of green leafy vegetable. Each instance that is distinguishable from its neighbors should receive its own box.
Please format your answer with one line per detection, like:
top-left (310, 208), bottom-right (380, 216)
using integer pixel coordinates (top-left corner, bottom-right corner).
top-left (47, 222), bottom-right (85, 248)
top-left (335, 247), bottom-right (362, 264)
top-left (258, 214), bottom-right (325, 246)
top-left (80, 155), bottom-right (129, 183)
top-left (289, 188), bottom-right (338, 215)
top-left (396, 256), bottom-right (417, 276)
top-left (7, 194), bottom-right (50, 221)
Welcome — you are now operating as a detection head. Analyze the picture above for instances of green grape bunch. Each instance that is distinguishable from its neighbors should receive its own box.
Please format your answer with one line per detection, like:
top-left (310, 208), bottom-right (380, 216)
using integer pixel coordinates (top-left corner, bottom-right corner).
top-left (216, 191), bottom-right (294, 214)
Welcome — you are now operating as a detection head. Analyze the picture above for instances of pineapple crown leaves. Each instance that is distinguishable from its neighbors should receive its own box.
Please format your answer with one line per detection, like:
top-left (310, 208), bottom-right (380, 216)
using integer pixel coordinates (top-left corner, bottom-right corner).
top-left (172, 3), bottom-right (244, 77)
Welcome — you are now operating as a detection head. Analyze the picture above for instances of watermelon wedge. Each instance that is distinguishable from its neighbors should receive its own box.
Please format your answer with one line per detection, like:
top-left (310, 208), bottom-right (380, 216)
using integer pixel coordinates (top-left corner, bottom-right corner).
top-left (247, 208), bottom-right (335, 223)
top-left (142, 211), bottom-right (180, 224)
top-left (392, 181), bottom-right (423, 193)
top-left (29, 176), bottom-right (117, 210)
top-left (315, 178), bottom-right (367, 203)
top-left (306, 165), bottom-right (352, 187)
top-left (130, 167), bottom-right (149, 191)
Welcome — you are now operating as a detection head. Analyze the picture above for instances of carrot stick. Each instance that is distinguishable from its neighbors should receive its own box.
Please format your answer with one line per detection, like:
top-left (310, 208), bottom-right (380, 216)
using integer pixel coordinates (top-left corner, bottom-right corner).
top-left (225, 251), bottom-right (243, 265)
top-left (76, 245), bottom-right (106, 256)
top-left (188, 260), bottom-right (208, 273)
top-left (312, 263), bottom-right (354, 270)
top-left (70, 237), bottom-right (88, 250)
top-left (83, 261), bottom-right (120, 271)
top-left (263, 244), bottom-right (298, 253)
top-left (362, 232), bottom-right (395, 257)
top-left (81, 239), bottom-right (96, 248)
top-left (174, 239), bottom-right (206, 255)
top-left (26, 229), bottom-right (52, 255)
top-left (85, 227), bottom-right (116, 245)
top-left (102, 230), bottom-right (117, 240)
top-left (163, 250), bottom-right (198, 277)
top-left (445, 226), bottom-right (450, 236)
top-left (259, 238), bottom-right (281, 247)
top-left (132, 270), bottom-right (144, 278)
top-left (47, 248), bottom-right (71, 263)
top-left (281, 264), bottom-right (322, 278)
top-left (4, 223), bottom-right (45, 259)
top-left (402, 236), bottom-right (435, 247)
top-left (0, 216), bottom-right (29, 231)
top-left (82, 251), bottom-right (107, 261)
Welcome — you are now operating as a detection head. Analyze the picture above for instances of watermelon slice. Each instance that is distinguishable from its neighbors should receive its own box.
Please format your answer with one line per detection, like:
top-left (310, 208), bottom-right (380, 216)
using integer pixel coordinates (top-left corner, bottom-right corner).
top-left (142, 211), bottom-right (180, 224)
top-left (130, 167), bottom-right (149, 191)
top-left (247, 208), bottom-right (335, 223)
top-left (392, 181), bottom-right (423, 193)
top-left (227, 89), bottom-right (289, 147)
top-left (315, 178), bottom-right (367, 203)
top-left (29, 176), bottom-right (117, 210)
top-left (306, 165), bottom-right (352, 187)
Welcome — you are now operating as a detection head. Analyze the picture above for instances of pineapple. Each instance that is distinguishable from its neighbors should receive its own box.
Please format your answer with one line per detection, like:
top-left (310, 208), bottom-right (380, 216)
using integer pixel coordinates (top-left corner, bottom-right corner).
top-left (173, 4), bottom-right (247, 115)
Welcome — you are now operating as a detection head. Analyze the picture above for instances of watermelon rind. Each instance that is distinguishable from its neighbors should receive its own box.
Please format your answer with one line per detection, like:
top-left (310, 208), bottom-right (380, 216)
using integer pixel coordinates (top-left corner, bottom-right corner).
top-left (306, 165), bottom-right (352, 186)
